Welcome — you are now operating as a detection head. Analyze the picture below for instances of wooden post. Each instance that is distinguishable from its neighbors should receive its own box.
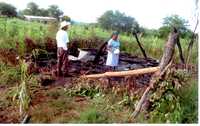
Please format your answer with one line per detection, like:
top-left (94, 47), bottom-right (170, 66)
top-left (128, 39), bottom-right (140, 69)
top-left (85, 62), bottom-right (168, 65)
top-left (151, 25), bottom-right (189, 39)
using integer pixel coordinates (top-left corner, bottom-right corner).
top-left (132, 32), bottom-right (147, 59)
top-left (159, 28), bottom-right (179, 71)
top-left (176, 38), bottom-right (185, 64)
top-left (130, 27), bottom-right (179, 119)
top-left (186, 19), bottom-right (199, 66)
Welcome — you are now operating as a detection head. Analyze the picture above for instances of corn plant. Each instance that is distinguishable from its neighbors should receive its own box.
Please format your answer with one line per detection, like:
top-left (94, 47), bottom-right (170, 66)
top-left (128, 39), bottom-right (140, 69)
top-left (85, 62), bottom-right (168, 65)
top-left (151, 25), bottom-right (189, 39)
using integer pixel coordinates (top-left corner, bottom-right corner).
top-left (18, 59), bottom-right (31, 117)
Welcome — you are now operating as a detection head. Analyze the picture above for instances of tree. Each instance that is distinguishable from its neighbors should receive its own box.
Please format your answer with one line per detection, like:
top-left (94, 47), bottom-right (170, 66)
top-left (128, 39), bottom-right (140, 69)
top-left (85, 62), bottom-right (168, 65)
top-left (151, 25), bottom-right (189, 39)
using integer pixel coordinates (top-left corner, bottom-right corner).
top-left (37, 8), bottom-right (49, 17)
top-left (98, 10), bottom-right (139, 33)
top-left (98, 10), bottom-right (114, 30)
top-left (21, 2), bottom-right (63, 18)
top-left (21, 2), bottom-right (40, 15)
top-left (47, 5), bottom-right (63, 20)
top-left (159, 15), bottom-right (192, 38)
top-left (0, 2), bottom-right (17, 17)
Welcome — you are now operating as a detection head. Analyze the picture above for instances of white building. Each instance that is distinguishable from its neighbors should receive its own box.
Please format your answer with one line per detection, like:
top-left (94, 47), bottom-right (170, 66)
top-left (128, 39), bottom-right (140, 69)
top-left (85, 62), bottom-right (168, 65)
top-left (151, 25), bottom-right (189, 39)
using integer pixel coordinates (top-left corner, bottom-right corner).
top-left (23, 15), bottom-right (57, 23)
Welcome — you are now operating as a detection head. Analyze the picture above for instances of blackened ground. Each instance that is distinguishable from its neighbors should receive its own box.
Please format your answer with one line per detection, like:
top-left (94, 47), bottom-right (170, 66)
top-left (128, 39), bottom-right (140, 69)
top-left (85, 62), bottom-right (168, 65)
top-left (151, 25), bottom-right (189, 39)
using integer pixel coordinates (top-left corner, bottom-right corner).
top-left (26, 48), bottom-right (159, 87)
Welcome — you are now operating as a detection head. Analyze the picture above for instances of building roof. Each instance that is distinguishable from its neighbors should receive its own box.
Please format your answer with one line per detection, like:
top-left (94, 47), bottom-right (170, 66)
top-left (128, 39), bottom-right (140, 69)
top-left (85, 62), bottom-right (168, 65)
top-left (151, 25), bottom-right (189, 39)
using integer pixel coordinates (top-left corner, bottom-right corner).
top-left (24, 15), bottom-right (56, 20)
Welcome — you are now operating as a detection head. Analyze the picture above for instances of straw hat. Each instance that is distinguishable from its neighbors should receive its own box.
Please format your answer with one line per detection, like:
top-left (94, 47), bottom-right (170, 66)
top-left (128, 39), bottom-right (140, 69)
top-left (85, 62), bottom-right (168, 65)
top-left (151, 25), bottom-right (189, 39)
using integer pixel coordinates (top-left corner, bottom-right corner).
top-left (60, 21), bottom-right (71, 29)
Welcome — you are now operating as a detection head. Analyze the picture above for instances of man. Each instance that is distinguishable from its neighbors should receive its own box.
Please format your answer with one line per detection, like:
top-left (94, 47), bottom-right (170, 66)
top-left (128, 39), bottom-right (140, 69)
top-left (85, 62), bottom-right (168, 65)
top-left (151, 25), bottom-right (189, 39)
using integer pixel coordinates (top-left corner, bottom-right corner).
top-left (56, 21), bottom-right (71, 77)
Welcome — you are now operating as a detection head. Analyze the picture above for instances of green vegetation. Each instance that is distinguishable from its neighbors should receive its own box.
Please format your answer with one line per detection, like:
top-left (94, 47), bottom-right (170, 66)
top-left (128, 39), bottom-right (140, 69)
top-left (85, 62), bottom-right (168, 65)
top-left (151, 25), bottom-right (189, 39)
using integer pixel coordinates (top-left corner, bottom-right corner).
top-left (98, 10), bottom-right (139, 33)
top-left (0, 18), bottom-right (197, 63)
top-left (0, 18), bottom-right (47, 50)
top-left (20, 2), bottom-right (63, 20)
top-left (0, 17), bottom-right (198, 123)
top-left (0, 2), bottom-right (17, 17)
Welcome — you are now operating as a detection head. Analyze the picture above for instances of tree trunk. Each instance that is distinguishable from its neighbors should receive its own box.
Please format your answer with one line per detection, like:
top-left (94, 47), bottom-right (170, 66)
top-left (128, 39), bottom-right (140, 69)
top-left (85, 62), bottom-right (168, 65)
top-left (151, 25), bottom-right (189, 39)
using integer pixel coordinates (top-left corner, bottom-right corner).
top-left (159, 28), bottom-right (179, 71)
top-left (130, 28), bottom-right (179, 119)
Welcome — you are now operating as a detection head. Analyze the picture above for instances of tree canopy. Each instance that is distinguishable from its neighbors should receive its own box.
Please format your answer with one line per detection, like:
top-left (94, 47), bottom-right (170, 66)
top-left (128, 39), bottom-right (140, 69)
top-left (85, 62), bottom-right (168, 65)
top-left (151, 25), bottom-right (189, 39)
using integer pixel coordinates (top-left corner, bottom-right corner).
top-left (0, 2), bottom-right (17, 17)
top-left (158, 15), bottom-right (192, 38)
top-left (21, 2), bottom-right (63, 20)
top-left (98, 10), bottom-right (140, 33)
top-left (47, 5), bottom-right (63, 20)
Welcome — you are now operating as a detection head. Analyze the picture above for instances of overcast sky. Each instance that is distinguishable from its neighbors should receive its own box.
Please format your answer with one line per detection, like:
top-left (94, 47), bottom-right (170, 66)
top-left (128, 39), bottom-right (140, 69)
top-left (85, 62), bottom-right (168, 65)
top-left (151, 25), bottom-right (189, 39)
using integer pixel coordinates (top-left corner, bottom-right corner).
top-left (0, 0), bottom-right (198, 30)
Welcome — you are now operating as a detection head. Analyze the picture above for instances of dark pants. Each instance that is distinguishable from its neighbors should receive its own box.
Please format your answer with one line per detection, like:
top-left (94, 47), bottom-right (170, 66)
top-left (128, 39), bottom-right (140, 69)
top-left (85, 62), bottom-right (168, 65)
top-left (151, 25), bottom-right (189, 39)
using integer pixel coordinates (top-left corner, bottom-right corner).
top-left (57, 47), bottom-right (69, 76)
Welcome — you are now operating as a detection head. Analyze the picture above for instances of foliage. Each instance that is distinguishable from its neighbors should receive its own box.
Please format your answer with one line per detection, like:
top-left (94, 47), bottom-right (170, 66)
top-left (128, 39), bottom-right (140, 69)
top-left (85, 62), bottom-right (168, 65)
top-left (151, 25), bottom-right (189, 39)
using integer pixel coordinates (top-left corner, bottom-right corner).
top-left (37, 8), bottom-right (49, 17)
top-left (0, 62), bottom-right (21, 86)
top-left (21, 2), bottom-right (63, 19)
top-left (78, 107), bottom-right (107, 123)
top-left (177, 79), bottom-right (198, 123)
top-left (0, 18), bottom-right (47, 56)
top-left (0, 2), bottom-right (17, 17)
top-left (24, 2), bottom-right (40, 15)
top-left (163, 15), bottom-right (188, 29)
top-left (47, 5), bottom-right (63, 20)
top-left (65, 79), bottom-right (102, 99)
top-left (98, 10), bottom-right (139, 33)
top-left (145, 69), bottom-right (197, 123)
top-left (159, 15), bottom-right (193, 38)
top-left (18, 60), bottom-right (31, 116)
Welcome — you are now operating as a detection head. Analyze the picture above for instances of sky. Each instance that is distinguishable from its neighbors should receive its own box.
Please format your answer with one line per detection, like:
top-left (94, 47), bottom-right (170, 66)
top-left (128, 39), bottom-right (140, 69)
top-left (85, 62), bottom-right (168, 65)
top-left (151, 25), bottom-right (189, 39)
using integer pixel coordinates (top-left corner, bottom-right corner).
top-left (0, 0), bottom-right (198, 30)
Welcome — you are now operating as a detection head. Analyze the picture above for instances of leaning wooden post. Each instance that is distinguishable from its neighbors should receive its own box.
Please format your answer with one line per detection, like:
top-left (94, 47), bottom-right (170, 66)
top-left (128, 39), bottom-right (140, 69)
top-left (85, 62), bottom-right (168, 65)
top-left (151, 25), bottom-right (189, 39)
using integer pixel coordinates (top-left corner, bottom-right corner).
top-left (159, 28), bottom-right (179, 71)
top-left (186, 19), bottom-right (199, 66)
top-left (130, 27), bottom-right (180, 119)
top-left (176, 37), bottom-right (185, 64)
top-left (93, 41), bottom-right (108, 64)
top-left (132, 32), bottom-right (148, 59)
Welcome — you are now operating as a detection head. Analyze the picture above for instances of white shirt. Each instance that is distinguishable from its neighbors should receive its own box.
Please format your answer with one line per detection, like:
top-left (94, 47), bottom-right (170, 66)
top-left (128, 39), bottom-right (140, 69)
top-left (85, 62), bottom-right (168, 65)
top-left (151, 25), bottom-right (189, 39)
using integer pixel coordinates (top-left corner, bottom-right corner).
top-left (56, 30), bottom-right (69, 50)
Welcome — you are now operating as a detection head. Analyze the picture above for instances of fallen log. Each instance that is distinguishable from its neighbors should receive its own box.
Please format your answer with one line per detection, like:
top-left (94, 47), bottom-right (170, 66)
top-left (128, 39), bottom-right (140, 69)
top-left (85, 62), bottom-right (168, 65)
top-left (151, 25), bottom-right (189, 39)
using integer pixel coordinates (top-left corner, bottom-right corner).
top-left (82, 66), bottom-right (160, 78)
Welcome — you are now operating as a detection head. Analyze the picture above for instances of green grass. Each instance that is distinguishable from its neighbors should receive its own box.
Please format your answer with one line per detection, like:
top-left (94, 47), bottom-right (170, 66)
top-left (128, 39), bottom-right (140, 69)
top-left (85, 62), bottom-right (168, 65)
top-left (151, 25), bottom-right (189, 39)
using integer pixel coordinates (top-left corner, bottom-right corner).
top-left (178, 79), bottom-right (198, 123)
top-left (78, 107), bottom-right (107, 123)
top-left (0, 18), bottom-right (197, 64)
top-left (0, 63), bottom-right (21, 86)
top-left (0, 18), bottom-right (47, 52)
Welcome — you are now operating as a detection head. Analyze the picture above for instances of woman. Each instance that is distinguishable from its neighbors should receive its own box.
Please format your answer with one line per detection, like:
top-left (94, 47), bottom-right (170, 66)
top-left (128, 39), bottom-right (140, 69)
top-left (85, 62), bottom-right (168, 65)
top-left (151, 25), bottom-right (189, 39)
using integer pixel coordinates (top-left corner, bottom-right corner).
top-left (106, 31), bottom-right (120, 70)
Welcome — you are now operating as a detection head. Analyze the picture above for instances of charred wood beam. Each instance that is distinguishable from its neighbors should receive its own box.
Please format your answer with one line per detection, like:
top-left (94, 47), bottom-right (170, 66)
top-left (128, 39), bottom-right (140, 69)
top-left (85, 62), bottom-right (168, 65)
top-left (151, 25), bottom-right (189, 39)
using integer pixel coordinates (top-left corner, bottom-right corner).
top-left (93, 41), bottom-right (108, 64)
top-left (176, 37), bottom-right (185, 64)
top-left (132, 32), bottom-right (147, 59)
